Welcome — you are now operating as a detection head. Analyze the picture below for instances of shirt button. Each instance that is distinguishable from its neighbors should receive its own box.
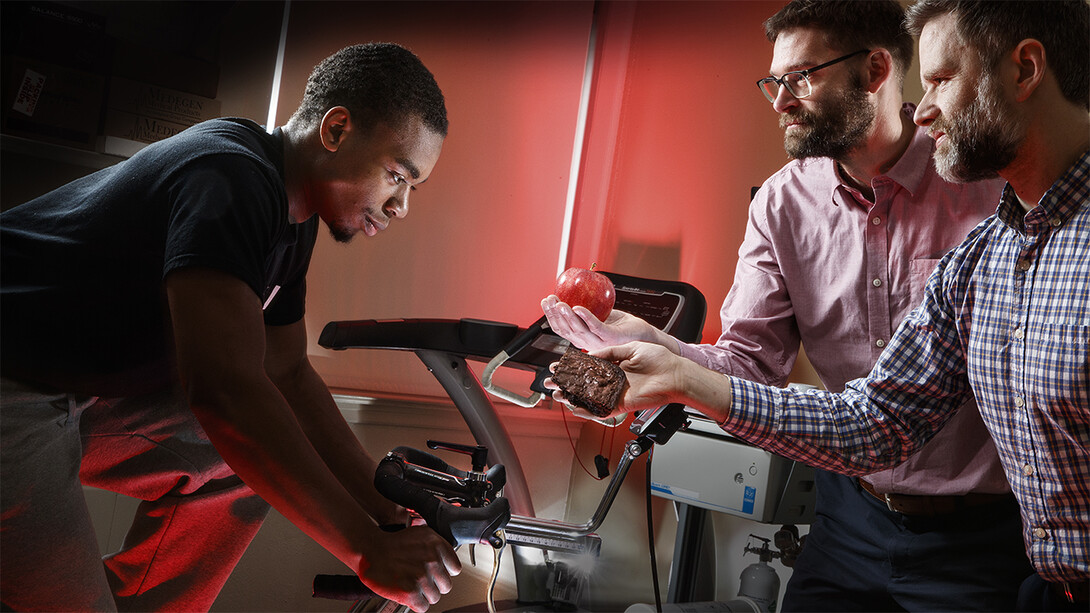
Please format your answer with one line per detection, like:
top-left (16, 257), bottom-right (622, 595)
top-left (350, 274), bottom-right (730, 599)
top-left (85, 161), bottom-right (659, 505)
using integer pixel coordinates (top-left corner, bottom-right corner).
top-left (1022, 463), bottom-right (1034, 476)
top-left (875, 339), bottom-right (886, 348)
top-left (1033, 527), bottom-right (1048, 539)
top-left (1014, 327), bottom-right (1025, 340)
top-left (1014, 396), bottom-right (1025, 408)
top-left (872, 278), bottom-right (882, 287)
top-left (1050, 218), bottom-right (1062, 227)
top-left (1017, 261), bottom-right (1031, 271)
top-left (872, 217), bottom-right (882, 225)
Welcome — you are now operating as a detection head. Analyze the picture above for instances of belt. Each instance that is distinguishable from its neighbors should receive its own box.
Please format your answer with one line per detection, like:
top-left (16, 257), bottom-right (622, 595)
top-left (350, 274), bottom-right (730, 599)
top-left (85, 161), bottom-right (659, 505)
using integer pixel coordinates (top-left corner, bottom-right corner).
top-left (1050, 578), bottom-right (1089, 604)
top-left (859, 479), bottom-right (1013, 517)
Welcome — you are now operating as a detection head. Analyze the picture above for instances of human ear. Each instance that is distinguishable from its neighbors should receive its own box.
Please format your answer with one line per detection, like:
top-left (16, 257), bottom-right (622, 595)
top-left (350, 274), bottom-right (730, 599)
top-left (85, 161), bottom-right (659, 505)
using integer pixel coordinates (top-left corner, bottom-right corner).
top-left (319, 106), bottom-right (352, 152)
top-left (1010, 39), bottom-right (1046, 102)
top-left (865, 48), bottom-right (894, 94)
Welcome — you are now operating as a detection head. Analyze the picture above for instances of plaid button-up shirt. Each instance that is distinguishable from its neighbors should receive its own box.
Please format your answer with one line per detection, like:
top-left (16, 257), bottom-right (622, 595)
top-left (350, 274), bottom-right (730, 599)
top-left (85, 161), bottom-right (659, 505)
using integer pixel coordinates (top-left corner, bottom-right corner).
top-left (726, 150), bottom-right (1090, 583)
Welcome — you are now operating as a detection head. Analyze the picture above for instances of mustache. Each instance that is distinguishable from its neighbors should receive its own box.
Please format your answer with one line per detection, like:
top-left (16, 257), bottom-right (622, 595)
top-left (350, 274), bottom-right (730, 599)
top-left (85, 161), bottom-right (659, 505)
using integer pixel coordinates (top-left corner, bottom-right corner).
top-left (928, 119), bottom-right (951, 140)
top-left (779, 110), bottom-right (816, 130)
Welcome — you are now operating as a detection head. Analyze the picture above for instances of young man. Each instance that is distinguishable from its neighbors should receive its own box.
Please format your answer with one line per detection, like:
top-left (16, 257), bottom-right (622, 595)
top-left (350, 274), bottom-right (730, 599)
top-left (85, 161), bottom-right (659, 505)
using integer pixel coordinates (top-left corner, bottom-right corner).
top-left (1, 43), bottom-right (460, 612)
top-left (544, 1), bottom-right (1029, 609)
top-left (549, 1), bottom-right (1089, 610)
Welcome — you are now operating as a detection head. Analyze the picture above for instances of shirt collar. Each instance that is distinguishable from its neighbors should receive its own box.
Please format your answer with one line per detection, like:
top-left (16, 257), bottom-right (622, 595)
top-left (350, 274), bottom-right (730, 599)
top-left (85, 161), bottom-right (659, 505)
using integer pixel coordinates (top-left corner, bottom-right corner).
top-left (829, 103), bottom-right (930, 205)
top-left (997, 148), bottom-right (1090, 233)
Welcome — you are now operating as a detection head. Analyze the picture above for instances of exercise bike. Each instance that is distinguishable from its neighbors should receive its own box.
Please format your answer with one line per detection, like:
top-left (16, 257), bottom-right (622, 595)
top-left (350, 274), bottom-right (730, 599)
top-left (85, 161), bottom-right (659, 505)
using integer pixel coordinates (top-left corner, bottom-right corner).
top-left (313, 272), bottom-right (705, 611)
top-left (314, 272), bottom-right (812, 612)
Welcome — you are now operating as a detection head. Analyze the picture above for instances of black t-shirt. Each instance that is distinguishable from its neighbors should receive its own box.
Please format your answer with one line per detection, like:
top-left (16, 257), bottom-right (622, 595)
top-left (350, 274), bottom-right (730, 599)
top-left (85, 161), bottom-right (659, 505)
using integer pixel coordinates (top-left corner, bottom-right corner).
top-left (1, 118), bottom-right (319, 396)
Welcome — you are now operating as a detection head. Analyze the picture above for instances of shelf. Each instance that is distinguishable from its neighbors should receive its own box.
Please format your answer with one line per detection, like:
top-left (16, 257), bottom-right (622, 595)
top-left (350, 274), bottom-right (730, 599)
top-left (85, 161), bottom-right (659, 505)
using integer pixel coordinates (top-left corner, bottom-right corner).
top-left (1, 134), bottom-right (127, 170)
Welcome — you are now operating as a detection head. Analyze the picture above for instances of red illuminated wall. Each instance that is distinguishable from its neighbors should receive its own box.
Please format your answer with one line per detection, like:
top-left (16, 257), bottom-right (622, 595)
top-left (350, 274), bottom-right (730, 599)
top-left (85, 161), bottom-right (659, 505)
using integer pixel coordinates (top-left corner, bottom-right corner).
top-left (280, 1), bottom-right (596, 396)
top-left (282, 1), bottom-right (797, 396)
top-left (571, 1), bottom-right (789, 343)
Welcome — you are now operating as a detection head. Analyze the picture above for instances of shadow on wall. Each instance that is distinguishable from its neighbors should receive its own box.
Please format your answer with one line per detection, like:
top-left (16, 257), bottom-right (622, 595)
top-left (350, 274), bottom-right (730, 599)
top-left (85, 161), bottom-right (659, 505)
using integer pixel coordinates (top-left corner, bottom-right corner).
top-left (615, 240), bottom-right (681, 282)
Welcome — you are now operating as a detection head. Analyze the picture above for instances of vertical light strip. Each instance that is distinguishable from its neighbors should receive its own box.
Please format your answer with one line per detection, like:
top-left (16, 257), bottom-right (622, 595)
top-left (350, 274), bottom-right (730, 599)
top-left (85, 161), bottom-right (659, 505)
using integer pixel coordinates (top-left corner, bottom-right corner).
top-left (556, 16), bottom-right (598, 278)
top-left (265, 0), bottom-right (292, 133)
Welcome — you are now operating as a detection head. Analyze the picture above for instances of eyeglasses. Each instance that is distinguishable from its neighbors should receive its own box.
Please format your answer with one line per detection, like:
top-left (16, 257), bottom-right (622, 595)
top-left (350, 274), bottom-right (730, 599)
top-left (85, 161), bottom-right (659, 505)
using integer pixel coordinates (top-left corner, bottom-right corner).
top-left (757, 49), bottom-right (870, 102)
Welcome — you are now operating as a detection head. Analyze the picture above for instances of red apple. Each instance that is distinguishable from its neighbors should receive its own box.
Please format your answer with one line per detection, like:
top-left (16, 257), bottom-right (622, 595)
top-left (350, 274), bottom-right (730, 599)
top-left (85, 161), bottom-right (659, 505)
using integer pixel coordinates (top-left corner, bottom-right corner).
top-left (555, 265), bottom-right (615, 321)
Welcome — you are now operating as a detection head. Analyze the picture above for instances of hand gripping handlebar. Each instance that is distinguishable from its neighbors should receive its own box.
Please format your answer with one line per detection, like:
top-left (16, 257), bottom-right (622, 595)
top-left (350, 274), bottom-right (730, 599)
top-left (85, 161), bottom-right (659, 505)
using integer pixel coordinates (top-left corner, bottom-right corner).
top-left (313, 443), bottom-right (510, 602)
top-left (374, 445), bottom-right (510, 548)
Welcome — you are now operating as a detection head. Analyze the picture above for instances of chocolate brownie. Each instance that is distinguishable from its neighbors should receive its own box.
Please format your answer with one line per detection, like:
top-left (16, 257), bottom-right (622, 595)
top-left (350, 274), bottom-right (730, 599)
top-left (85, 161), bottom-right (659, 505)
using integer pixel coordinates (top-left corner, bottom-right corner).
top-left (552, 346), bottom-right (626, 417)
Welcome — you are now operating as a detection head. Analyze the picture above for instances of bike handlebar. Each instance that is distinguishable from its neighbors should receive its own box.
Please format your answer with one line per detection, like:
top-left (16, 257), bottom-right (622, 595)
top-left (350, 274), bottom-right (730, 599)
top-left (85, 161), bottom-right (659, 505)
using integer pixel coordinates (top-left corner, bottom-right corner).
top-left (313, 445), bottom-right (510, 602)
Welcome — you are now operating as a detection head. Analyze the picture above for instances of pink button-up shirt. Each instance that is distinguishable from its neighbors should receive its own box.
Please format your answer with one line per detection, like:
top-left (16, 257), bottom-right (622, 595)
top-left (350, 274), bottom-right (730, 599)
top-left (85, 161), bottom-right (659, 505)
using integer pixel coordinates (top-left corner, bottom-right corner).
top-left (680, 105), bottom-right (1010, 495)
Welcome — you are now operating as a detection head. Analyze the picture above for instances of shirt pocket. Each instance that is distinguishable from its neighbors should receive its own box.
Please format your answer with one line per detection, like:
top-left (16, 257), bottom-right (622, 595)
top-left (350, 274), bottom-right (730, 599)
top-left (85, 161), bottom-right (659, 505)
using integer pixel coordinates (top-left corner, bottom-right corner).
top-left (1027, 322), bottom-right (1090, 407)
top-left (907, 258), bottom-right (942, 308)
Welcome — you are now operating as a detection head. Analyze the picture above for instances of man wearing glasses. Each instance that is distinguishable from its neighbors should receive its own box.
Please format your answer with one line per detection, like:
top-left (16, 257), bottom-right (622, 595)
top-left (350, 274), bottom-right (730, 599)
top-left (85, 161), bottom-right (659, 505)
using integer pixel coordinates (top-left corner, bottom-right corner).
top-left (542, 0), bottom-right (1031, 609)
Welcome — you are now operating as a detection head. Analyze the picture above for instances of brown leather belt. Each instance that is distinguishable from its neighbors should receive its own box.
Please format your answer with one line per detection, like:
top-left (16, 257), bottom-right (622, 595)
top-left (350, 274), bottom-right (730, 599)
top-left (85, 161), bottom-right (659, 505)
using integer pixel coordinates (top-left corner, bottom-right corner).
top-left (859, 479), bottom-right (1013, 517)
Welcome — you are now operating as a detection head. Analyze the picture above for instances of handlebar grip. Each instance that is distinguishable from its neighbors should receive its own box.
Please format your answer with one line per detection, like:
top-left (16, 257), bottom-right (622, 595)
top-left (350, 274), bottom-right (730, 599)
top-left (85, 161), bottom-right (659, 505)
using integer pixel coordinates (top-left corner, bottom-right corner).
top-left (393, 445), bottom-right (462, 476)
top-left (375, 455), bottom-right (511, 547)
top-left (442, 496), bottom-right (511, 548)
top-left (375, 459), bottom-right (445, 535)
top-left (485, 462), bottom-right (507, 492)
top-left (313, 574), bottom-right (377, 601)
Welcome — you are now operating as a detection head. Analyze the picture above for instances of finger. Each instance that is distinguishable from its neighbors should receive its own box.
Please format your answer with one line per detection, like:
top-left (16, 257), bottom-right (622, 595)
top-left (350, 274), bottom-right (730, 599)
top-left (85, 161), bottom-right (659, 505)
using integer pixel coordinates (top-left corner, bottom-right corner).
top-left (433, 572), bottom-right (453, 595)
top-left (552, 318), bottom-right (579, 340)
top-left (441, 544), bottom-right (462, 576)
top-left (408, 594), bottom-right (428, 613)
top-left (568, 406), bottom-right (603, 421)
top-left (570, 304), bottom-right (599, 326)
top-left (543, 295), bottom-right (573, 322)
top-left (420, 579), bottom-right (441, 605)
top-left (588, 342), bottom-right (633, 362)
top-left (566, 304), bottom-right (596, 329)
top-left (593, 413), bottom-right (627, 427)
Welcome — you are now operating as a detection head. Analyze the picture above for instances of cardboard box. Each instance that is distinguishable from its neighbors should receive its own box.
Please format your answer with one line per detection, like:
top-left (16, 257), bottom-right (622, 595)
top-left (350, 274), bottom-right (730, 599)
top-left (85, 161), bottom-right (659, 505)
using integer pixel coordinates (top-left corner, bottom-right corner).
top-left (2, 56), bottom-right (104, 151)
top-left (102, 109), bottom-right (191, 145)
top-left (111, 39), bottom-right (220, 100)
top-left (106, 76), bottom-right (220, 127)
top-left (97, 134), bottom-right (146, 158)
top-left (1, 1), bottom-right (110, 74)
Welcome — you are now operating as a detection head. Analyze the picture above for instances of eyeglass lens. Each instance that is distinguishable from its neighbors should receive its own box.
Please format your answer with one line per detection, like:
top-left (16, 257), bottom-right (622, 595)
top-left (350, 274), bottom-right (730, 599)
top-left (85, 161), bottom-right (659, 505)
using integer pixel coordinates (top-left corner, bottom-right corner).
top-left (759, 73), bottom-right (811, 102)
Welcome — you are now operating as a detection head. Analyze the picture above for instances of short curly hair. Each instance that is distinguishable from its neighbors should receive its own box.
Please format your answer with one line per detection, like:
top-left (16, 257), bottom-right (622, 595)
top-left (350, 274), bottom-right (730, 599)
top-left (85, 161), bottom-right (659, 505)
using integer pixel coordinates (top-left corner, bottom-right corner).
top-left (764, 0), bottom-right (914, 85)
top-left (290, 42), bottom-right (448, 136)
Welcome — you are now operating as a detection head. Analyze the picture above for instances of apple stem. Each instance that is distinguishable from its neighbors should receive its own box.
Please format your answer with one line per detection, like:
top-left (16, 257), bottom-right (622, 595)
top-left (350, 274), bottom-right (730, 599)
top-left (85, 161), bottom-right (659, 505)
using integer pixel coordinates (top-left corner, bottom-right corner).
top-left (591, 262), bottom-right (597, 271)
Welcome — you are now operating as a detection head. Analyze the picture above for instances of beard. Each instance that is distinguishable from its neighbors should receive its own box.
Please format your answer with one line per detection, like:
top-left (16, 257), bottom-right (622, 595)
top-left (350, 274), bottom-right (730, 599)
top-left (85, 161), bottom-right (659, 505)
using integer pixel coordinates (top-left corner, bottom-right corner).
top-left (327, 222), bottom-right (356, 244)
top-left (781, 74), bottom-right (875, 161)
top-left (930, 74), bottom-right (1023, 183)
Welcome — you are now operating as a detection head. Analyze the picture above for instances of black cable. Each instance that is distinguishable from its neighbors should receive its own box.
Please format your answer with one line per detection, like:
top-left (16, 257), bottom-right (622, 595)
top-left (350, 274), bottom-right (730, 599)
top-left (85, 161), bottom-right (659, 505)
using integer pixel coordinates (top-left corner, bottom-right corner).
top-left (645, 446), bottom-right (662, 613)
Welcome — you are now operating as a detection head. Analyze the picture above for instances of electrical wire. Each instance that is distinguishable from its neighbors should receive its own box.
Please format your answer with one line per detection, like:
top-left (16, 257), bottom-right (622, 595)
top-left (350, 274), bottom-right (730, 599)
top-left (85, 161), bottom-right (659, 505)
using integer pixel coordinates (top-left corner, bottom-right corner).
top-left (561, 403), bottom-right (606, 480)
